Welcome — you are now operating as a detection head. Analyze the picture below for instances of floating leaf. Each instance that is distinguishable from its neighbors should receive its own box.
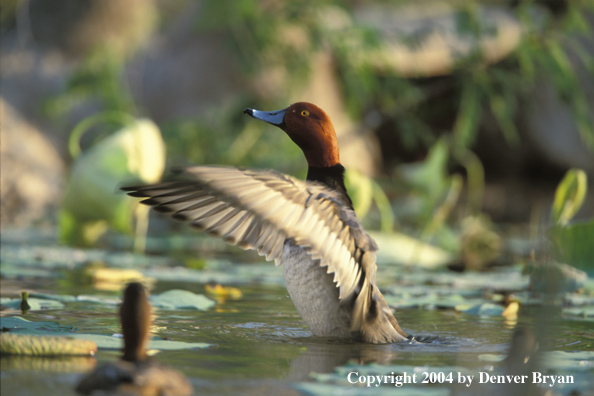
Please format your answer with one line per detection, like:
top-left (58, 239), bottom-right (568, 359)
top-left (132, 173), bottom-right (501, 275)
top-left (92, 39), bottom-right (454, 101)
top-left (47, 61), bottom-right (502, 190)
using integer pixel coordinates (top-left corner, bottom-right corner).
top-left (150, 290), bottom-right (215, 311)
top-left (64, 333), bottom-right (212, 351)
top-left (455, 302), bottom-right (505, 316)
top-left (28, 293), bottom-right (78, 303)
top-left (1, 316), bottom-right (76, 335)
top-left (1, 298), bottom-right (65, 311)
top-left (563, 306), bottom-right (594, 319)
top-left (0, 317), bottom-right (211, 350)
top-left (1, 333), bottom-right (97, 356)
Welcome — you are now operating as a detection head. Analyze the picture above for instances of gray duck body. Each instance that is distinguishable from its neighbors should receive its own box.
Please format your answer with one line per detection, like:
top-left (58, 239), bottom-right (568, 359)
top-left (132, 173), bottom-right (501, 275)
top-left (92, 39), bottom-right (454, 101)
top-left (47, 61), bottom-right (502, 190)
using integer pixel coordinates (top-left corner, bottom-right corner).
top-left (282, 240), bottom-right (352, 338)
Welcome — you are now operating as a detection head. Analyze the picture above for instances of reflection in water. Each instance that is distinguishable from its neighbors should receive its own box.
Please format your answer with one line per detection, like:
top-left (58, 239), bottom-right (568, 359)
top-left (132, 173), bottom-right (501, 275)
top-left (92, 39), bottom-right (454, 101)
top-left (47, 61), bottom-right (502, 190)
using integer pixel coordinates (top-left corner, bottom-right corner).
top-left (286, 334), bottom-right (454, 381)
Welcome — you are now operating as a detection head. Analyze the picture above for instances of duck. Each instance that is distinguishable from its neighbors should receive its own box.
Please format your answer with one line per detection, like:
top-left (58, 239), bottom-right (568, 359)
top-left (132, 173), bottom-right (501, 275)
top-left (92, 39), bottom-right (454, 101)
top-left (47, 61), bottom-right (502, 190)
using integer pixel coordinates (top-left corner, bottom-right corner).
top-left (76, 282), bottom-right (193, 395)
top-left (123, 102), bottom-right (408, 344)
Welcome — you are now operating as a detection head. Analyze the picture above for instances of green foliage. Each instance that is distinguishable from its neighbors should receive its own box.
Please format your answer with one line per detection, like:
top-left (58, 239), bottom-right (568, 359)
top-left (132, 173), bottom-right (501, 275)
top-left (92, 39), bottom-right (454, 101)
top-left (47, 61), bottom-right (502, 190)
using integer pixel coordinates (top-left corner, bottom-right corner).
top-left (0, 0), bottom-right (18, 32)
top-left (345, 169), bottom-right (395, 232)
top-left (549, 168), bottom-right (593, 274)
top-left (60, 115), bottom-right (166, 247)
top-left (515, 1), bottom-right (594, 149)
top-left (192, 0), bottom-right (594, 174)
top-left (397, 138), bottom-right (453, 227)
top-left (45, 48), bottom-right (136, 122)
top-left (197, 0), bottom-right (332, 89)
top-left (551, 169), bottom-right (588, 226)
top-left (550, 221), bottom-right (594, 275)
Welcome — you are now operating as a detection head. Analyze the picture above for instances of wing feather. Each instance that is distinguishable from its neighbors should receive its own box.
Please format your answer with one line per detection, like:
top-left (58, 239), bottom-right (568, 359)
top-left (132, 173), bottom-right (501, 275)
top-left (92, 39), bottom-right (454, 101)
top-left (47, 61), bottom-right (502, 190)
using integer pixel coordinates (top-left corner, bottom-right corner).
top-left (124, 166), bottom-right (378, 300)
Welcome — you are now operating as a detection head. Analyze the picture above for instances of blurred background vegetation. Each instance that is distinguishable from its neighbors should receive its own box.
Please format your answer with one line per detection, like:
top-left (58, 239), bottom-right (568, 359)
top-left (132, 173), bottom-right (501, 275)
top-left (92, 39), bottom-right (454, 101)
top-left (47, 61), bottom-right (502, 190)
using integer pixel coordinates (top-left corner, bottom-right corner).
top-left (1, 0), bottom-right (593, 273)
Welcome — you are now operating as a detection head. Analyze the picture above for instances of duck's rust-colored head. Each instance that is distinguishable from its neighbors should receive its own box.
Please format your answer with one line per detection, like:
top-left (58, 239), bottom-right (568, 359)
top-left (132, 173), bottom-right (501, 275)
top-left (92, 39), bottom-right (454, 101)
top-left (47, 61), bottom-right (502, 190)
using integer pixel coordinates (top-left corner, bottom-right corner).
top-left (244, 102), bottom-right (340, 168)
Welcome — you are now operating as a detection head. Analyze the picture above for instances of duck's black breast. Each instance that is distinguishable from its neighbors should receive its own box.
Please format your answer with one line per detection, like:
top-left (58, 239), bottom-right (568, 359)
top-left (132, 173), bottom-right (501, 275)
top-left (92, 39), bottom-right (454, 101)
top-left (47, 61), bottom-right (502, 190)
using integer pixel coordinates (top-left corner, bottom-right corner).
top-left (306, 164), bottom-right (353, 211)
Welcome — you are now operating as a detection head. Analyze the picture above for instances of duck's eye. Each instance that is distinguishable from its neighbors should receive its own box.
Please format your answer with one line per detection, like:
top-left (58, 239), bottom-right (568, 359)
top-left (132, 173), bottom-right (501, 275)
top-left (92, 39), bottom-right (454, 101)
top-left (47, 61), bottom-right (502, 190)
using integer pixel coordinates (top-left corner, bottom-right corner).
top-left (300, 110), bottom-right (309, 117)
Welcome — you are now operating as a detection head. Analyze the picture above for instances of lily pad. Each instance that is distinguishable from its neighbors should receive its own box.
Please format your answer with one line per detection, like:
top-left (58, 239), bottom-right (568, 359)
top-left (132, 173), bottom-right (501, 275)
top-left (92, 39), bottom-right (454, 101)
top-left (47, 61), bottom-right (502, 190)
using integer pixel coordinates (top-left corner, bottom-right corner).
top-left (1, 316), bottom-right (76, 334)
top-left (28, 293), bottom-right (78, 302)
top-left (0, 298), bottom-right (65, 311)
top-left (65, 333), bottom-right (212, 350)
top-left (0, 316), bottom-right (212, 350)
top-left (149, 289), bottom-right (215, 311)
top-left (75, 295), bottom-right (121, 305)
top-left (143, 262), bottom-right (285, 286)
top-left (562, 306), bottom-right (594, 319)
top-left (296, 382), bottom-right (450, 396)
top-left (477, 354), bottom-right (506, 362)
top-left (1, 333), bottom-right (97, 356)
top-left (455, 303), bottom-right (505, 316)
top-left (384, 293), bottom-right (486, 310)
top-left (542, 351), bottom-right (594, 371)
top-left (304, 361), bottom-right (470, 395)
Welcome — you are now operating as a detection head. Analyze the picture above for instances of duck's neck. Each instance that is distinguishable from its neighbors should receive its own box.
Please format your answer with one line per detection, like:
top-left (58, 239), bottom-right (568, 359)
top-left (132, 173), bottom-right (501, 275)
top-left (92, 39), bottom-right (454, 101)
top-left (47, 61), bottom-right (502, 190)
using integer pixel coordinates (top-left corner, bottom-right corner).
top-left (307, 164), bottom-right (353, 210)
top-left (120, 287), bottom-right (151, 362)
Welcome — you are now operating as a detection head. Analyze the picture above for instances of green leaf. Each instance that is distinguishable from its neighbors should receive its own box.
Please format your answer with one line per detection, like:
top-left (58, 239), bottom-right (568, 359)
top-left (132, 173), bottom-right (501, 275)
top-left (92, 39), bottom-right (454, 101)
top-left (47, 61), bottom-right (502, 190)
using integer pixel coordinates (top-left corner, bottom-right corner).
top-left (399, 138), bottom-right (450, 197)
top-left (60, 116), bottom-right (166, 246)
top-left (369, 231), bottom-right (453, 269)
top-left (550, 220), bottom-right (594, 274)
top-left (0, 316), bottom-right (75, 335)
top-left (65, 333), bottom-right (212, 351)
top-left (149, 290), bottom-right (216, 311)
top-left (551, 169), bottom-right (588, 225)
top-left (455, 302), bottom-right (505, 316)
top-left (0, 316), bottom-right (212, 350)
top-left (453, 81), bottom-right (482, 149)
top-left (489, 95), bottom-right (519, 145)
top-left (0, 333), bottom-right (96, 356)
top-left (371, 181), bottom-right (395, 233)
top-left (1, 298), bottom-right (65, 311)
top-left (344, 169), bottom-right (373, 218)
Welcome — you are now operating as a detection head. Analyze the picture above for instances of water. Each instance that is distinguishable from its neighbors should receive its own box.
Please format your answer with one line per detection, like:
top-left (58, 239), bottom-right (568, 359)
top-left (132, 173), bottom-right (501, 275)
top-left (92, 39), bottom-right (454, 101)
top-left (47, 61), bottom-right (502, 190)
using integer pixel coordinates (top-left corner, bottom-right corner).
top-left (1, 271), bottom-right (593, 395)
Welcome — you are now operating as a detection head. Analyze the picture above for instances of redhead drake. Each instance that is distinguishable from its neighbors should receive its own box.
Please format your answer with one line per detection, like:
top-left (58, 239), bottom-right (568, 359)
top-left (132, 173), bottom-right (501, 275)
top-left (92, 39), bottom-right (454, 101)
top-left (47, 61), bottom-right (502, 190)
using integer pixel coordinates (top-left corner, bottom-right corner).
top-left (124, 102), bottom-right (407, 344)
top-left (76, 282), bottom-right (193, 395)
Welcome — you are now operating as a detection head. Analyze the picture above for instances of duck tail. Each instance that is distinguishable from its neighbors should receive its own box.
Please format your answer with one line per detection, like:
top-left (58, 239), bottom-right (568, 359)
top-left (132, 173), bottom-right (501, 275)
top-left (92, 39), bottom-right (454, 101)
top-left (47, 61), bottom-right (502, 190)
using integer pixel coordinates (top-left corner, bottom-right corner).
top-left (351, 280), bottom-right (407, 344)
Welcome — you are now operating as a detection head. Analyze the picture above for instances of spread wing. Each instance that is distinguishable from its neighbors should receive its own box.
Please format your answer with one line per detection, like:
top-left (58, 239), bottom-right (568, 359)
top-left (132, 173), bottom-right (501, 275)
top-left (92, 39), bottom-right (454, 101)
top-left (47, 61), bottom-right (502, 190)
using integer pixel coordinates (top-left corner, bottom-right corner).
top-left (123, 166), bottom-right (378, 300)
